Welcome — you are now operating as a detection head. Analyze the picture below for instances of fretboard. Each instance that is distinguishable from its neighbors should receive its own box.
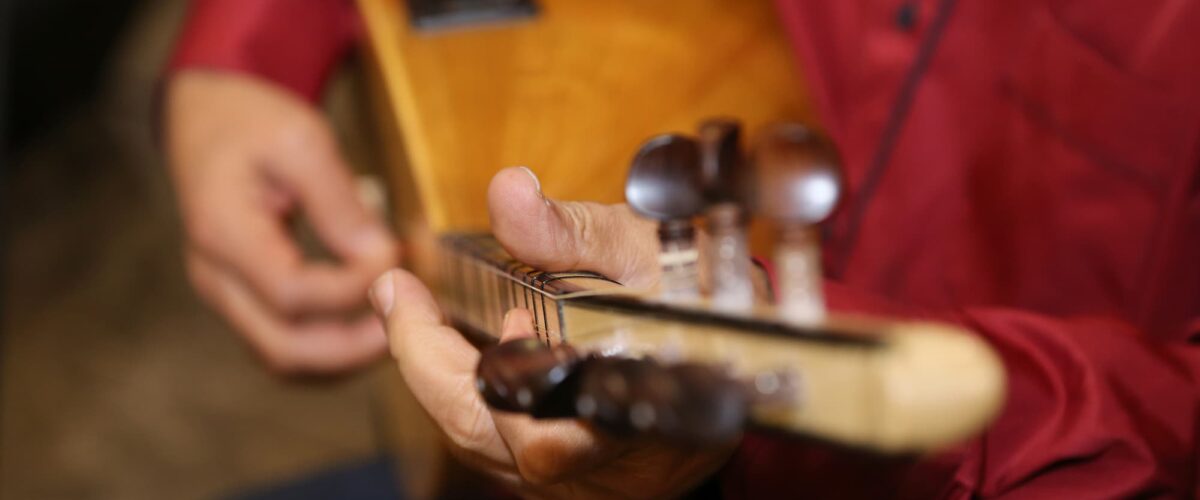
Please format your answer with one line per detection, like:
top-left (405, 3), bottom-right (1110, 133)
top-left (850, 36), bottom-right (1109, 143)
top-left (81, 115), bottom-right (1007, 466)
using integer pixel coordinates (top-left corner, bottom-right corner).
top-left (437, 233), bottom-right (622, 344)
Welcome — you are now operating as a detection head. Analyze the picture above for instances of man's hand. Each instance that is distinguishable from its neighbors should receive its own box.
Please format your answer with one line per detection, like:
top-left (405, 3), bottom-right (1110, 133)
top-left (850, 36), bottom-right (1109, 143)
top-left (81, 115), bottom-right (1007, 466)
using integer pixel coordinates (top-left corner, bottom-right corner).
top-left (369, 167), bottom-right (732, 498)
top-left (166, 70), bottom-right (398, 375)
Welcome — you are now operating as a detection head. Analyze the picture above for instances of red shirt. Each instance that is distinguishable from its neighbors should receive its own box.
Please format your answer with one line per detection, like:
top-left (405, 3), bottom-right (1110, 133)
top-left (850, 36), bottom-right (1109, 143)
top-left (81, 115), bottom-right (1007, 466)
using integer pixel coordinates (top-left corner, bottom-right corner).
top-left (169, 0), bottom-right (359, 101)
top-left (170, 0), bottom-right (1200, 497)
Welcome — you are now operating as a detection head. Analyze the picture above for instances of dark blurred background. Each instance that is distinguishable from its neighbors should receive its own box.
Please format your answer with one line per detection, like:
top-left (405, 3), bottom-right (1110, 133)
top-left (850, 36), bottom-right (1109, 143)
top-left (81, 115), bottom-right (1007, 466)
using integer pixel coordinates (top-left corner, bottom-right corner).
top-left (7, 0), bottom-right (141, 153)
top-left (1, 1), bottom-right (392, 498)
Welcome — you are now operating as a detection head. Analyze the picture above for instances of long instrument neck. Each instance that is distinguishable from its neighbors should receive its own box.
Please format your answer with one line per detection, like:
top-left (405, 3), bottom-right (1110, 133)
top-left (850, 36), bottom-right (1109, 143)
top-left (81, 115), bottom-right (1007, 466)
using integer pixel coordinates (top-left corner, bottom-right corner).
top-left (432, 232), bottom-right (1005, 453)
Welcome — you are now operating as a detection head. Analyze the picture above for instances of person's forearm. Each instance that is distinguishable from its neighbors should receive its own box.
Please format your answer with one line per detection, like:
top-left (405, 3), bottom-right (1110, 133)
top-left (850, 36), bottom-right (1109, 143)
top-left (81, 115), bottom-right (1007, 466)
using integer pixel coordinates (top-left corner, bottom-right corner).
top-left (722, 282), bottom-right (1200, 498)
top-left (168, 0), bottom-right (360, 101)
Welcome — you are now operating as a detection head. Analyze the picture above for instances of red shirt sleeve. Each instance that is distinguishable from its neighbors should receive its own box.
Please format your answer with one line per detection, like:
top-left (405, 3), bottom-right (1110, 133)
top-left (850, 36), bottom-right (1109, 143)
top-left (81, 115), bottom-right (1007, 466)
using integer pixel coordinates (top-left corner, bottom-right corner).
top-left (720, 283), bottom-right (1200, 498)
top-left (167, 0), bottom-right (361, 101)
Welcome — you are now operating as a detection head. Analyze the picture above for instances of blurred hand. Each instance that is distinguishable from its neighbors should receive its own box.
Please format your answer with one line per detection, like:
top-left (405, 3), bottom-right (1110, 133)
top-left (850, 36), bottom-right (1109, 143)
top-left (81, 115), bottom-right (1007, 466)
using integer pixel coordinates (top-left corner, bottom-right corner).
top-left (369, 167), bottom-right (732, 498)
top-left (166, 70), bottom-right (398, 375)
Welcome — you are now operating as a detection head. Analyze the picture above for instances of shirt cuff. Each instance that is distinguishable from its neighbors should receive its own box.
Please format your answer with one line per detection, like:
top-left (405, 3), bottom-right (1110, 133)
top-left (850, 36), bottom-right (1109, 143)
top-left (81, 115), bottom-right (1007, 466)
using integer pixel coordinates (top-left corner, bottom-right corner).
top-left (166, 0), bottom-right (361, 101)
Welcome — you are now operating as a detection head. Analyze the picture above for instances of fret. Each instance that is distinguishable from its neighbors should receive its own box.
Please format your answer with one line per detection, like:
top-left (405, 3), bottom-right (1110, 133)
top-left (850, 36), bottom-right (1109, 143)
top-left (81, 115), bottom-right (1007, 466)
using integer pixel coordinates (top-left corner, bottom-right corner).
top-left (511, 274), bottom-right (520, 314)
top-left (437, 233), bottom-right (618, 341)
top-left (454, 248), bottom-right (468, 326)
top-left (480, 264), bottom-right (492, 334)
top-left (455, 249), bottom-right (468, 327)
top-left (492, 269), bottom-right (504, 333)
top-left (470, 257), bottom-right (486, 331)
top-left (481, 260), bottom-right (494, 331)
top-left (529, 274), bottom-right (543, 342)
top-left (508, 278), bottom-right (517, 319)
top-left (537, 287), bottom-right (551, 344)
top-left (463, 255), bottom-right (476, 329)
top-left (487, 267), bottom-right (499, 335)
top-left (499, 271), bottom-right (512, 325)
top-left (446, 246), bottom-right (460, 323)
top-left (484, 260), bottom-right (497, 332)
top-left (526, 270), bottom-right (539, 339)
top-left (521, 274), bottom-right (533, 340)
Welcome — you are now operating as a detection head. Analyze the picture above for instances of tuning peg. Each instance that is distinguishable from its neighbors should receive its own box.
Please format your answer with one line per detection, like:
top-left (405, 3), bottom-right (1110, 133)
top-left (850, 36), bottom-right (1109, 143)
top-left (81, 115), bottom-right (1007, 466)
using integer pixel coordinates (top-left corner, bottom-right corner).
top-left (476, 338), bottom-right (583, 417)
top-left (698, 118), bottom-right (745, 202)
top-left (626, 134), bottom-right (706, 301)
top-left (575, 357), bottom-right (747, 445)
top-left (697, 119), bottom-right (755, 311)
top-left (752, 124), bottom-right (843, 324)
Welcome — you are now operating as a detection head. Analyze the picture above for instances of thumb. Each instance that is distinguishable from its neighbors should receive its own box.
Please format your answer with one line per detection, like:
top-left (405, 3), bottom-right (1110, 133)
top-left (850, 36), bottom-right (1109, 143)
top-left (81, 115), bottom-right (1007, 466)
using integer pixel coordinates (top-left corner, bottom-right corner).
top-left (487, 167), bottom-right (659, 288)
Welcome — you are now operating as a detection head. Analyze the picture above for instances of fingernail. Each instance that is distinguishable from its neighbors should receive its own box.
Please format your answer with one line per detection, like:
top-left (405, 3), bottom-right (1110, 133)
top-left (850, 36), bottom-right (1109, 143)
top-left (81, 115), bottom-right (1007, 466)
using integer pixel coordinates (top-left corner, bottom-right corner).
top-left (369, 271), bottom-right (396, 319)
top-left (517, 166), bottom-right (545, 200)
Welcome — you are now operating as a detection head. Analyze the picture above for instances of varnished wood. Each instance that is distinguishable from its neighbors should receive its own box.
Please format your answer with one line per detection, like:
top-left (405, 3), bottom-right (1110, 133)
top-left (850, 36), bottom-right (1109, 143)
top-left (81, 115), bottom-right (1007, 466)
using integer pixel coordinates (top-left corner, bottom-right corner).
top-left (358, 0), bottom-right (811, 234)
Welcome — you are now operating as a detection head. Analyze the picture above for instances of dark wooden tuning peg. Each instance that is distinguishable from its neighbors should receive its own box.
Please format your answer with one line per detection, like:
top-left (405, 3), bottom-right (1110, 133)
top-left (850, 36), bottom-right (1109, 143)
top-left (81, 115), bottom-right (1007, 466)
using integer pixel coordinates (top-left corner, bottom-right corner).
top-left (752, 123), bottom-right (842, 224)
top-left (476, 338), bottom-right (583, 416)
top-left (575, 357), bottom-right (747, 445)
top-left (657, 363), bottom-right (748, 444)
top-left (697, 118), bottom-right (745, 203)
top-left (573, 357), bottom-right (654, 435)
top-left (626, 134), bottom-right (706, 223)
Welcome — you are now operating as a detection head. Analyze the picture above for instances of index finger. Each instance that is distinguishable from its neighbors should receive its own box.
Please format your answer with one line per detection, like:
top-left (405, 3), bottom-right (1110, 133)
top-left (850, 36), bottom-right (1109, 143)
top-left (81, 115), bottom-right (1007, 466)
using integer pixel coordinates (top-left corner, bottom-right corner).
top-left (376, 269), bottom-right (513, 467)
top-left (187, 251), bottom-right (388, 375)
top-left (189, 170), bottom-right (388, 315)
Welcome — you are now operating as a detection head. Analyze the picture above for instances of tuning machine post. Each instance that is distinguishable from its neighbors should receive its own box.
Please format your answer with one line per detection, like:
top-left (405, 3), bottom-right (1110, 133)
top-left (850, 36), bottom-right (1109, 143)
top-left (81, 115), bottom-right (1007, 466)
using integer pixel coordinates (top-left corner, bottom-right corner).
top-left (751, 124), bottom-right (843, 325)
top-left (625, 135), bottom-right (707, 302)
top-left (698, 119), bottom-right (756, 312)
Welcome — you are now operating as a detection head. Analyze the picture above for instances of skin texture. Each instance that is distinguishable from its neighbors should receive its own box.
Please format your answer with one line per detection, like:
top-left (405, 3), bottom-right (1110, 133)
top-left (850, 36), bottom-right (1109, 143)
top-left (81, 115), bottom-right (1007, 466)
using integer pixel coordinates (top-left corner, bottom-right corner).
top-left (370, 167), bottom-right (733, 498)
top-left (166, 70), bottom-right (399, 375)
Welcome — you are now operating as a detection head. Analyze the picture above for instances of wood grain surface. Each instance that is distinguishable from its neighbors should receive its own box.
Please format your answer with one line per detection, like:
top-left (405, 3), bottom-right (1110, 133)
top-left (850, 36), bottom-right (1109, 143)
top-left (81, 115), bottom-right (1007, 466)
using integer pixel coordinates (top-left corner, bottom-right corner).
top-left (358, 0), bottom-right (811, 233)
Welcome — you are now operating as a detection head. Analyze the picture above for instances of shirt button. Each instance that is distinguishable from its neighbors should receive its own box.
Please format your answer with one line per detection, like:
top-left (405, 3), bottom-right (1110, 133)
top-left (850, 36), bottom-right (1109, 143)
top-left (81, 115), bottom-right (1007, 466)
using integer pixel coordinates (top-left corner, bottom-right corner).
top-left (895, 2), bottom-right (918, 31)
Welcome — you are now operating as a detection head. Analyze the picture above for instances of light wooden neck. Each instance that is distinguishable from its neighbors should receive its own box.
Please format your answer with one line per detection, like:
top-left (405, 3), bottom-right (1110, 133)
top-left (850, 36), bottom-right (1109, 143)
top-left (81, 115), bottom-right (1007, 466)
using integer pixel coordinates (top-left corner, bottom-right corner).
top-left (435, 233), bottom-right (1006, 454)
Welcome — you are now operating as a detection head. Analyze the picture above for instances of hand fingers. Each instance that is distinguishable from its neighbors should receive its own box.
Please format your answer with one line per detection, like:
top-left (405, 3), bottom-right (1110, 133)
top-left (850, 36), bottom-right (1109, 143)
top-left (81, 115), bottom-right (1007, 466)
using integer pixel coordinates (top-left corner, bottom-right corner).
top-left (497, 308), bottom-right (537, 343)
top-left (487, 167), bottom-right (660, 288)
top-left (373, 269), bottom-right (513, 467)
top-left (273, 136), bottom-right (398, 268)
top-left (186, 251), bottom-right (389, 375)
top-left (184, 157), bottom-right (389, 315)
top-left (169, 71), bottom-right (397, 316)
